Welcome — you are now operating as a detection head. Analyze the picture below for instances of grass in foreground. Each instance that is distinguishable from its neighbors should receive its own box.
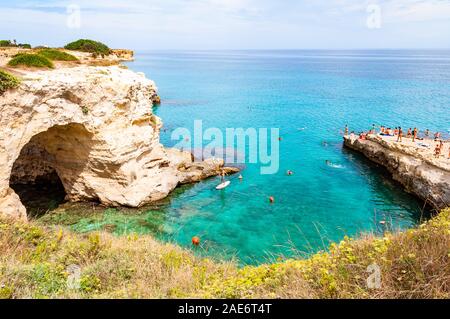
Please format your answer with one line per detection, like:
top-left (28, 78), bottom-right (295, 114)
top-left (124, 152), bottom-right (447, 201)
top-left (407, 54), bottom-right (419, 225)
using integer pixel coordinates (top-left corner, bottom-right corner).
top-left (0, 209), bottom-right (448, 299)
top-left (0, 70), bottom-right (20, 95)
top-left (8, 54), bottom-right (54, 69)
top-left (37, 49), bottom-right (78, 62)
top-left (64, 39), bottom-right (111, 56)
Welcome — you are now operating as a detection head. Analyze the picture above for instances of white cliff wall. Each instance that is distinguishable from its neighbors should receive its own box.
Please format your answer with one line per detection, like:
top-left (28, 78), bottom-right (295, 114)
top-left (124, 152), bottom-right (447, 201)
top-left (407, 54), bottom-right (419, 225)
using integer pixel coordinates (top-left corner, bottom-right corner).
top-left (0, 65), bottom-right (234, 220)
top-left (344, 135), bottom-right (450, 210)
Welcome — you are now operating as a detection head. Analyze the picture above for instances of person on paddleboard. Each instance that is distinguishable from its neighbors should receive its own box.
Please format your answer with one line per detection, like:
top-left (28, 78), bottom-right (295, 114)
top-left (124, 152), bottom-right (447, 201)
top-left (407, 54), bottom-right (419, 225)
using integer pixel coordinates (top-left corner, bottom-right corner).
top-left (221, 170), bottom-right (226, 183)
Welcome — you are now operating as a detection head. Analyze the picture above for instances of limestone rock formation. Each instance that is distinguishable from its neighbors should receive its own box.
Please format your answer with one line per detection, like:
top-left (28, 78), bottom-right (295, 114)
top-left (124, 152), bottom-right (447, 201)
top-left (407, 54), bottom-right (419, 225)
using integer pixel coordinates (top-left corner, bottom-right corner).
top-left (0, 65), bottom-right (237, 220)
top-left (344, 135), bottom-right (450, 210)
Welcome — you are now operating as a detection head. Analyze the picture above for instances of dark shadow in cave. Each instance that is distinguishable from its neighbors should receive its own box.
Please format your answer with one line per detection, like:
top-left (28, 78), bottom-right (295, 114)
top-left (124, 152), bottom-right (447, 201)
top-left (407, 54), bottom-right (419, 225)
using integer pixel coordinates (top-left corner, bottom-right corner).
top-left (8, 122), bottom-right (95, 220)
top-left (10, 171), bottom-right (67, 219)
top-left (9, 135), bottom-right (69, 219)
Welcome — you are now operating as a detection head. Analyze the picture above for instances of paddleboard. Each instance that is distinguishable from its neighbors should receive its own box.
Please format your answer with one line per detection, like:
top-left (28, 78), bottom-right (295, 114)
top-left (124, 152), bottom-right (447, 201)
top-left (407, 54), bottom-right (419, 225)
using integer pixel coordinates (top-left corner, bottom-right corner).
top-left (216, 181), bottom-right (230, 190)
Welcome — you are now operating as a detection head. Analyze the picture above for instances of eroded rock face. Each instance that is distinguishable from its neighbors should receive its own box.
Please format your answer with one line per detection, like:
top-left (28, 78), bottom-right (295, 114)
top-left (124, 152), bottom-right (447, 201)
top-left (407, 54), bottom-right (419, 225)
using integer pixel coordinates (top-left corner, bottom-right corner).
top-left (0, 65), bottom-right (236, 220)
top-left (344, 135), bottom-right (450, 210)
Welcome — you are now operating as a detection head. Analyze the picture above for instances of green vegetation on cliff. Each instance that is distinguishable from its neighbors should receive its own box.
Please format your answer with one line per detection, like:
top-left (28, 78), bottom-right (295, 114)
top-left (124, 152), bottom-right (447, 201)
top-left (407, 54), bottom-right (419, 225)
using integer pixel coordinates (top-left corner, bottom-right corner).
top-left (0, 70), bottom-right (20, 95)
top-left (0, 40), bottom-right (32, 49)
top-left (8, 54), bottom-right (54, 69)
top-left (0, 208), bottom-right (448, 299)
top-left (37, 49), bottom-right (78, 62)
top-left (64, 39), bottom-right (111, 56)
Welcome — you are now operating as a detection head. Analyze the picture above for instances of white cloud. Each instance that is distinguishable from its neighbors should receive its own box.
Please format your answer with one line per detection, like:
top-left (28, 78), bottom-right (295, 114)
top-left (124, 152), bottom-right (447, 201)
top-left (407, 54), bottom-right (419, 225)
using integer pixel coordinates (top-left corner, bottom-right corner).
top-left (1, 0), bottom-right (449, 49)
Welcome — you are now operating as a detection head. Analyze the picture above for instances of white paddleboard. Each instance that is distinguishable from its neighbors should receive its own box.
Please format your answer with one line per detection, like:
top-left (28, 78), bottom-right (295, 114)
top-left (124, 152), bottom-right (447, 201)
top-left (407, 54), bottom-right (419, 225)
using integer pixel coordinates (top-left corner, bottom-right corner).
top-left (216, 181), bottom-right (230, 190)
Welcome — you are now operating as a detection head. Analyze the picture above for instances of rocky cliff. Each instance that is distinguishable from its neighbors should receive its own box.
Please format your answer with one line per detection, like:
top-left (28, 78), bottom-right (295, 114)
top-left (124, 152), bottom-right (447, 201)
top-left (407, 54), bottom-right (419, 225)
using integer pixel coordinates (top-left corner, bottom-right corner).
top-left (344, 134), bottom-right (450, 210)
top-left (0, 64), bottom-right (237, 220)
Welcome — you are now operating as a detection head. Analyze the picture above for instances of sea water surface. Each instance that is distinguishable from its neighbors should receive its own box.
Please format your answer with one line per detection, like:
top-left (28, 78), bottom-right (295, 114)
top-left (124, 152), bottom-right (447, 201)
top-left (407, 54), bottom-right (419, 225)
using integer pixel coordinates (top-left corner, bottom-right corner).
top-left (95, 50), bottom-right (449, 264)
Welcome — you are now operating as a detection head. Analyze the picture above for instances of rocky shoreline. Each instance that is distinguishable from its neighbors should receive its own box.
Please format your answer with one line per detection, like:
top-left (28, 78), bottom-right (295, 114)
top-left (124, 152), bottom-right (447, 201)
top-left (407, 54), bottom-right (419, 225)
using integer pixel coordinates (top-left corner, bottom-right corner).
top-left (0, 48), bottom-right (238, 220)
top-left (344, 133), bottom-right (450, 210)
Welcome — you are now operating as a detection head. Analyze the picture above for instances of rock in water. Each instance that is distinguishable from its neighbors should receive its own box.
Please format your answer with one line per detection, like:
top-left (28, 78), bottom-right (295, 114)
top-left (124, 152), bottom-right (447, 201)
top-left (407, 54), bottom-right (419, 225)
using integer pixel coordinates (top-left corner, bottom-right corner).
top-left (0, 65), bottom-right (237, 220)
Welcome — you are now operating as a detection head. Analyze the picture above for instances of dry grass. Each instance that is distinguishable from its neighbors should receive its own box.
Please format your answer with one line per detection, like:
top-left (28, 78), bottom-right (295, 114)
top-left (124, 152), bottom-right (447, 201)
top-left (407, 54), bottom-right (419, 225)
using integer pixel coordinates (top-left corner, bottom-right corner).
top-left (0, 208), bottom-right (449, 299)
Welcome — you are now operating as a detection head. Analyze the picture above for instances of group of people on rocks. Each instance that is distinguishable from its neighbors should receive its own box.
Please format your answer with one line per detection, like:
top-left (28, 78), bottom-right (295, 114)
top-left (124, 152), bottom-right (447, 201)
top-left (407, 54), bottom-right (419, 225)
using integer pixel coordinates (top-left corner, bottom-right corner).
top-left (344, 124), bottom-right (449, 159)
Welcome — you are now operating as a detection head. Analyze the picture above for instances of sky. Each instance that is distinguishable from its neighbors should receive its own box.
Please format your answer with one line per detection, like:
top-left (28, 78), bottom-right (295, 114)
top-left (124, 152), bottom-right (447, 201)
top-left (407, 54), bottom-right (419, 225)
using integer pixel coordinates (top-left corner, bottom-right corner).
top-left (1, 0), bottom-right (450, 50)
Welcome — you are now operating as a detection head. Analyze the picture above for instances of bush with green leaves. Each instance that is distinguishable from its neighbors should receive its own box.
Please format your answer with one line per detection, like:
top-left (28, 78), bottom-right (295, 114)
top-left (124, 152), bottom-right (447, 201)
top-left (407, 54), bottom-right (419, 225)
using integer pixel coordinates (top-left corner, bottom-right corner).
top-left (64, 39), bottom-right (111, 56)
top-left (8, 53), bottom-right (54, 69)
top-left (0, 40), bottom-right (13, 47)
top-left (0, 40), bottom-right (31, 48)
top-left (0, 70), bottom-right (20, 95)
top-left (38, 49), bottom-right (78, 61)
top-left (18, 44), bottom-right (32, 49)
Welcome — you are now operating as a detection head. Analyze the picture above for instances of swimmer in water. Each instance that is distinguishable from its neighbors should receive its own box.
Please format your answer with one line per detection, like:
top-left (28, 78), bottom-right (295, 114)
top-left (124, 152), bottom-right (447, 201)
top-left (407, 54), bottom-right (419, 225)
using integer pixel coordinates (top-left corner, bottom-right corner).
top-left (286, 170), bottom-right (294, 176)
top-left (326, 160), bottom-right (343, 169)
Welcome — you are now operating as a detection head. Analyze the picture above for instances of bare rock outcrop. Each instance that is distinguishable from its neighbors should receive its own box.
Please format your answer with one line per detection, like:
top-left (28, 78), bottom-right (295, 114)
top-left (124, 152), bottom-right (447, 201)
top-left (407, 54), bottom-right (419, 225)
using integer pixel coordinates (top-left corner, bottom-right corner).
top-left (344, 134), bottom-right (450, 210)
top-left (0, 65), bottom-right (237, 220)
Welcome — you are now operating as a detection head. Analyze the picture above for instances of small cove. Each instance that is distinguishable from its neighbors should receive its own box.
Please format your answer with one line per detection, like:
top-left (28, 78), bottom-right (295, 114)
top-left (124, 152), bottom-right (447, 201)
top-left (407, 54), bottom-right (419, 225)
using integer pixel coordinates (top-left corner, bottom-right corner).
top-left (30, 50), bottom-right (449, 265)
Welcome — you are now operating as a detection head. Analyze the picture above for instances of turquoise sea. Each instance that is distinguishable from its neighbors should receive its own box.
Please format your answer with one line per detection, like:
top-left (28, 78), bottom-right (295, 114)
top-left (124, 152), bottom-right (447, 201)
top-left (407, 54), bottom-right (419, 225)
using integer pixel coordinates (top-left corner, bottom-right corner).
top-left (113, 50), bottom-right (449, 264)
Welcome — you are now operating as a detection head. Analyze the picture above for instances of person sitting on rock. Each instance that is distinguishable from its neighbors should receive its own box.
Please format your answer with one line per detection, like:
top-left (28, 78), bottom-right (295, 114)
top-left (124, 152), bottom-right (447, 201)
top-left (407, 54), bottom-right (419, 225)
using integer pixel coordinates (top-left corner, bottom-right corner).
top-left (434, 132), bottom-right (441, 141)
top-left (425, 129), bottom-right (430, 137)
top-left (407, 128), bottom-right (412, 138)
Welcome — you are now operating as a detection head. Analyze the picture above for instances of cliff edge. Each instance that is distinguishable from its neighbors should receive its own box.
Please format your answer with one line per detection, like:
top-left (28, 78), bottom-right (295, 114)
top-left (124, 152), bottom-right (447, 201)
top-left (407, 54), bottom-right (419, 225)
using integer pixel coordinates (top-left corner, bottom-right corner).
top-left (344, 134), bottom-right (450, 210)
top-left (0, 51), bottom-right (237, 220)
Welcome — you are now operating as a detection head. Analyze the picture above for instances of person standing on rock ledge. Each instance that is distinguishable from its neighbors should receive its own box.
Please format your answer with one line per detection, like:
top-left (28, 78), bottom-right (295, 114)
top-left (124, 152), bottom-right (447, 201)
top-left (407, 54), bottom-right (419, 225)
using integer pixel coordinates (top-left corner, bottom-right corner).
top-left (397, 127), bottom-right (403, 142)
top-left (412, 127), bottom-right (418, 142)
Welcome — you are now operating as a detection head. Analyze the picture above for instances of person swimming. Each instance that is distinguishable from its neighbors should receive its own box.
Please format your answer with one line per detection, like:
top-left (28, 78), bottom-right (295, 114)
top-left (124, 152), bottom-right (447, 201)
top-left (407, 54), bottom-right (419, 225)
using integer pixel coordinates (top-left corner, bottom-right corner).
top-left (326, 160), bottom-right (344, 169)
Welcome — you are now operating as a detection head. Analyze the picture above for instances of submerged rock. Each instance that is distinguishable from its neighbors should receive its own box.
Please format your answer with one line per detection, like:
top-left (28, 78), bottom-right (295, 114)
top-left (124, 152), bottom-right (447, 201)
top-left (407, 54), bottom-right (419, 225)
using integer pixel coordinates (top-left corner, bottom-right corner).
top-left (0, 65), bottom-right (237, 220)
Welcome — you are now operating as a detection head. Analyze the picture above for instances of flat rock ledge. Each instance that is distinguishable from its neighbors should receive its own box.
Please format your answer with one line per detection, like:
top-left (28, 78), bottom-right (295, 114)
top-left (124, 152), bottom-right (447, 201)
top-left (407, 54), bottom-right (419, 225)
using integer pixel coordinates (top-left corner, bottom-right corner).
top-left (0, 65), bottom-right (238, 221)
top-left (344, 134), bottom-right (450, 210)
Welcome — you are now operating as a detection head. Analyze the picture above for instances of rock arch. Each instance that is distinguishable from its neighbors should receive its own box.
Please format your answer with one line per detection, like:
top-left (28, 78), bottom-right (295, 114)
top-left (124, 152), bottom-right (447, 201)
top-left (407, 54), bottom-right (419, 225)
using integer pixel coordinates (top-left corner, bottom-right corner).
top-left (0, 66), bottom-right (175, 221)
top-left (9, 123), bottom-right (93, 218)
top-left (0, 66), bottom-right (234, 221)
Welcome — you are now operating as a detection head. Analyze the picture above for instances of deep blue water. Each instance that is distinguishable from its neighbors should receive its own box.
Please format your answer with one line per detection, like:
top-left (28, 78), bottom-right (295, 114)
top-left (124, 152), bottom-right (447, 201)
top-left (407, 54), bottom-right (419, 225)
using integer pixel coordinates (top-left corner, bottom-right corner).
top-left (121, 50), bottom-right (449, 264)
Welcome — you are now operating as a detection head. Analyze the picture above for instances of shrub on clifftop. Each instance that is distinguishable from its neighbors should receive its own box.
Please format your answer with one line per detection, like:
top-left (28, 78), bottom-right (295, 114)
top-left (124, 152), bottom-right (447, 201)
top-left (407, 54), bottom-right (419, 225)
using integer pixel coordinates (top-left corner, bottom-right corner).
top-left (64, 39), bottom-right (111, 56)
top-left (0, 70), bottom-right (20, 95)
top-left (37, 49), bottom-right (78, 61)
top-left (0, 40), bottom-right (13, 47)
top-left (0, 40), bottom-right (31, 48)
top-left (7, 54), bottom-right (54, 69)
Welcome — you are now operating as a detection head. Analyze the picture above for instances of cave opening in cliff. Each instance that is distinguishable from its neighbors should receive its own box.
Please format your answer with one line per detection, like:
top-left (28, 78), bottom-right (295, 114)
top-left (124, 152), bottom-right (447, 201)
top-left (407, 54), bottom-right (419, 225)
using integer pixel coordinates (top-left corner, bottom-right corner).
top-left (9, 123), bottom-right (93, 219)
top-left (9, 145), bottom-right (66, 219)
